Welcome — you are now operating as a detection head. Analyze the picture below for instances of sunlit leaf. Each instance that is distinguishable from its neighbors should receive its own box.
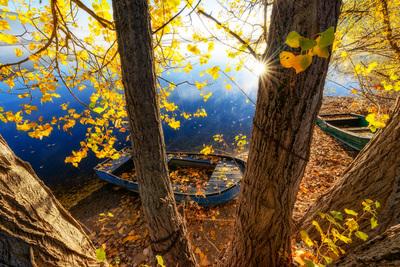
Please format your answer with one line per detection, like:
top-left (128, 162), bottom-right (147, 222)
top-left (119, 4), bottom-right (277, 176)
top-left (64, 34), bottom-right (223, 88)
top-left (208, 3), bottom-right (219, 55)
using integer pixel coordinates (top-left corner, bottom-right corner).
top-left (319, 27), bottom-right (335, 48)
top-left (285, 31), bottom-right (302, 48)
top-left (300, 230), bottom-right (314, 247)
top-left (370, 217), bottom-right (378, 229)
top-left (355, 231), bottom-right (368, 241)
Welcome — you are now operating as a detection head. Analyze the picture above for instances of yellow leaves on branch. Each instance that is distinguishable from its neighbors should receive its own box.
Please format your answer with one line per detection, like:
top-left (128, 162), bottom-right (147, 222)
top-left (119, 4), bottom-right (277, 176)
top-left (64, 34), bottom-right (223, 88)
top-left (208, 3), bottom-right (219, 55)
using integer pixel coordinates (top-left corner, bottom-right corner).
top-left (0, 20), bottom-right (10, 30)
top-left (0, 32), bottom-right (17, 44)
top-left (206, 66), bottom-right (220, 80)
top-left (195, 80), bottom-right (208, 90)
top-left (280, 27), bottom-right (335, 73)
top-left (366, 112), bottom-right (389, 132)
top-left (162, 115), bottom-right (181, 130)
top-left (295, 200), bottom-right (380, 266)
top-left (28, 124), bottom-right (53, 140)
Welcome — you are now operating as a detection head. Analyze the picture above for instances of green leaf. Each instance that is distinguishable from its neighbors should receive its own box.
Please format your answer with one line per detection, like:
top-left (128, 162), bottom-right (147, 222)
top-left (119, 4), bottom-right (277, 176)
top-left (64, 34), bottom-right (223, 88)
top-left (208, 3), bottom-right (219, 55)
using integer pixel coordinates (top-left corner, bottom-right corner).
top-left (319, 26), bottom-right (335, 48)
top-left (299, 37), bottom-right (317, 51)
top-left (93, 106), bottom-right (105, 114)
top-left (375, 201), bottom-right (381, 209)
top-left (312, 41), bottom-right (330, 58)
top-left (330, 210), bottom-right (343, 221)
top-left (95, 247), bottom-right (106, 262)
top-left (344, 208), bottom-right (358, 217)
top-left (355, 231), bottom-right (368, 241)
top-left (371, 217), bottom-right (378, 229)
top-left (304, 259), bottom-right (317, 267)
top-left (285, 31), bottom-right (302, 48)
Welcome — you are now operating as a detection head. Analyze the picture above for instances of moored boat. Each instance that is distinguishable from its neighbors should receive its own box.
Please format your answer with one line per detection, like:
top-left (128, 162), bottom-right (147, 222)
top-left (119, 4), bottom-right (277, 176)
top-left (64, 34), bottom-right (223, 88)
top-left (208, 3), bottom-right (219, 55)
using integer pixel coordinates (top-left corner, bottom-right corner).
top-left (94, 148), bottom-right (245, 206)
top-left (316, 113), bottom-right (373, 151)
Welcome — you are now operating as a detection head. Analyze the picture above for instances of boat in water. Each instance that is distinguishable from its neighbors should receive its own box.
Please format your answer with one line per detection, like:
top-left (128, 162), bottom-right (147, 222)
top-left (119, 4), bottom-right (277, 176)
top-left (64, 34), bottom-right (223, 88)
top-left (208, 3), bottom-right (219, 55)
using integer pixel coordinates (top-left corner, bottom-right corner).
top-left (316, 113), bottom-right (373, 151)
top-left (94, 148), bottom-right (245, 206)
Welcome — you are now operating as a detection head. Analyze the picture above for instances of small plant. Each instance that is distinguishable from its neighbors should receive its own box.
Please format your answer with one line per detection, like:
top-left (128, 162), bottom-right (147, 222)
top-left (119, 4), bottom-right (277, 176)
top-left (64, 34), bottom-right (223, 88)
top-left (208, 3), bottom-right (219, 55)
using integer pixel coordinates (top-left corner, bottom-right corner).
top-left (294, 199), bottom-right (380, 266)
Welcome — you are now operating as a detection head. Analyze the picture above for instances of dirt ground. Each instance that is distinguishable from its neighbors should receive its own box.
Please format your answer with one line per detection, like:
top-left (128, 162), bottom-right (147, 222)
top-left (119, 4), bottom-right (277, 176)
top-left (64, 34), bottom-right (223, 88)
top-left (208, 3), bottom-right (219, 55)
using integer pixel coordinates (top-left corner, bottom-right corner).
top-left (64, 97), bottom-right (366, 266)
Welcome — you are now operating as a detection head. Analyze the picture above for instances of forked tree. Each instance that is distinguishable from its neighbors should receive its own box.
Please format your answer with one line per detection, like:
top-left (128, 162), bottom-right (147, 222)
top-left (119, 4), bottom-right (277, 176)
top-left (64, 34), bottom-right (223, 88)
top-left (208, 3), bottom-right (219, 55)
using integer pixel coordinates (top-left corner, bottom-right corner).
top-left (223, 1), bottom-right (342, 266)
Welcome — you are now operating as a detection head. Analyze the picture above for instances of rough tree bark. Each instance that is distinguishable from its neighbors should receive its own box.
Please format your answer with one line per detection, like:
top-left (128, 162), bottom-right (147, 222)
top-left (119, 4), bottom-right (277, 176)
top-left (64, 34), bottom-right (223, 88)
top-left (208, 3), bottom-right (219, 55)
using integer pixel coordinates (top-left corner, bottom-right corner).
top-left (0, 135), bottom-right (97, 267)
top-left (224, 1), bottom-right (342, 266)
top-left (300, 99), bottom-right (400, 244)
top-left (111, 0), bottom-right (197, 265)
top-left (333, 224), bottom-right (400, 267)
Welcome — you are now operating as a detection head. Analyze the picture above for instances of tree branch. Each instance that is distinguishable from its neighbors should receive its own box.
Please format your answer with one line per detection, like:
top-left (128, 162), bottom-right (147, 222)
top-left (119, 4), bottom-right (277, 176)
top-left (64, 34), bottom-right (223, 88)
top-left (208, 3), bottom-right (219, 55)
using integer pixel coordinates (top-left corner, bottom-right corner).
top-left (197, 9), bottom-right (259, 59)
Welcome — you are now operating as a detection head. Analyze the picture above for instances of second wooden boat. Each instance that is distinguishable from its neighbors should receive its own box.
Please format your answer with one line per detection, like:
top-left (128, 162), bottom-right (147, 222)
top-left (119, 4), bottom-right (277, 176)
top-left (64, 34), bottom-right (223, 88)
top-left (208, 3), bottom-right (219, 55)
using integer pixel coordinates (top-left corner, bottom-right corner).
top-left (316, 113), bottom-right (373, 151)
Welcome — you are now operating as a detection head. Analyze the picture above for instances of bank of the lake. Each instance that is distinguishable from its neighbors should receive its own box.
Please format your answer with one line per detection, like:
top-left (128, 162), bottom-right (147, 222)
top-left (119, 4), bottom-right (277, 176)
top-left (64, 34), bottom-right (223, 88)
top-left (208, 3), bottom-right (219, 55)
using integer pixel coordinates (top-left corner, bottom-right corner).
top-left (54, 96), bottom-right (367, 266)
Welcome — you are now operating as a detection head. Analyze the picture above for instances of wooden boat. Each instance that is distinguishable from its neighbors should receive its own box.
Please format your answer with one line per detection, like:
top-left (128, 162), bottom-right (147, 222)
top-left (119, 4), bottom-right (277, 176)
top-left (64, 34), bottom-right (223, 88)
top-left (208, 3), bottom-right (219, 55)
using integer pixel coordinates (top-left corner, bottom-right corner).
top-left (316, 113), bottom-right (373, 151)
top-left (94, 148), bottom-right (246, 206)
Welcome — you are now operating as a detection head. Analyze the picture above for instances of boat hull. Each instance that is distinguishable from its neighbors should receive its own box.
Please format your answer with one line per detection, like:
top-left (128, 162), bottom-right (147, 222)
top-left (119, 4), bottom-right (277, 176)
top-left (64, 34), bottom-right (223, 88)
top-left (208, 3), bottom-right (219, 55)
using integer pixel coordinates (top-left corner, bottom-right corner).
top-left (316, 113), bottom-right (372, 151)
top-left (94, 150), bottom-right (245, 206)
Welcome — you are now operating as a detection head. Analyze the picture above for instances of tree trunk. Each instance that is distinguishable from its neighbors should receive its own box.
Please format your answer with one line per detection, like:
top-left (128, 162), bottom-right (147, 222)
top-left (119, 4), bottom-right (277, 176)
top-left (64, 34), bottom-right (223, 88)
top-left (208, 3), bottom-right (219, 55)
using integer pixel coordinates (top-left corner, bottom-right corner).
top-left (224, 1), bottom-right (341, 266)
top-left (111, 0), bottom-right (197, 266)
top-left (300, 100), bottom-right (400, 244)
top-left (0, 135), bottom-right (97, 267)
top-left (332, 224), bottom-right (400, 267)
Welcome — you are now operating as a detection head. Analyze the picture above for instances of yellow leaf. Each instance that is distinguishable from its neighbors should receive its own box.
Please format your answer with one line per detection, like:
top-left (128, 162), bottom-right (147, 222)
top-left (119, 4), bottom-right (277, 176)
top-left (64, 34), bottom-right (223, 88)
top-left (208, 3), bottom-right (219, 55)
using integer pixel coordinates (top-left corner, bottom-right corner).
top-left (206, 66), bottom-right (220, 80)
top-left (122, 234), bottom-right (140, 244)
top-left (0, 33), bottom-right (17, 44)
top-left (14, 48), bottom-right (23, 57)
top-left (312, 38), bottom-right (330, 58)
top-left (156, 255), bottom-right (166, 267)
top-left (195, 81), bottom-right (207, 90)
top-left (280, 51), bottom-right (312, 73)
top-left (16, 121), bottom-right (33, 131)
top-left (300, 230), bottom-right (314, 247)
top-left (200, 145), bottom-right (214, 155)
top-left (201, 92), bottom-right (212, 102)
top-left (184, 62), bottom-right (192, 73)
top-left (0, 20), bottom-right (10, 30)
top-left (0, 0), bottom-right (8, 6)
top-left (280, 51), bottom-right (296, 68)
top-left (187, 44), bottom-right (201, 55)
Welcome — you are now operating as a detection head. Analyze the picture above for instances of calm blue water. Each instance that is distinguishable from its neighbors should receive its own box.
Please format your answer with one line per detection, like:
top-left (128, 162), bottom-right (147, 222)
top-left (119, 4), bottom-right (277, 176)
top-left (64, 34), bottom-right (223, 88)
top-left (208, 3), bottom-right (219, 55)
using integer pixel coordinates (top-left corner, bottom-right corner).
top-left (0, 61), bottom-right (259, 188)
top-left (0, 51), bottom-right (352, 189)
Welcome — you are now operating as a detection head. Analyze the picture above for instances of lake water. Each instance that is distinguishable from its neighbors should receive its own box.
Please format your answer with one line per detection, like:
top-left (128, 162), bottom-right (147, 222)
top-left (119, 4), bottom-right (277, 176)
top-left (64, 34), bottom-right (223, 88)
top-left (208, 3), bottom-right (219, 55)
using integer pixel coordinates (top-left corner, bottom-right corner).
top-left (0, 48), bottom-right (351, 189)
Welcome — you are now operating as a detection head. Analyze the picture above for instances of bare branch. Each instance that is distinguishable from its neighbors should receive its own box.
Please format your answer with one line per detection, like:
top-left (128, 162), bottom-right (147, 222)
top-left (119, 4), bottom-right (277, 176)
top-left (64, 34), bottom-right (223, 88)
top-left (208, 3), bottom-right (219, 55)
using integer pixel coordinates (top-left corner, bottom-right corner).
top-left (197, 9), bottom-right (259, 59)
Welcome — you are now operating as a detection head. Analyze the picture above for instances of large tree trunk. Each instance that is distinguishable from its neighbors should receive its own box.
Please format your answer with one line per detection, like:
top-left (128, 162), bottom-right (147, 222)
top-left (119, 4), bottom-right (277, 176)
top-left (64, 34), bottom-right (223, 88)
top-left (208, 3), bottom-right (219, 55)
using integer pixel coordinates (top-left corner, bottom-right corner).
top-left (0, 135), bottom-right (97, 267)
top-left (111, 0), bottom-right (197, 266)
top-left (224, 1), bottom-right (341, 266)
top-left (333, 224), bottom-right (400, 267)
top-left (300, 100), bottom-right (400, 244)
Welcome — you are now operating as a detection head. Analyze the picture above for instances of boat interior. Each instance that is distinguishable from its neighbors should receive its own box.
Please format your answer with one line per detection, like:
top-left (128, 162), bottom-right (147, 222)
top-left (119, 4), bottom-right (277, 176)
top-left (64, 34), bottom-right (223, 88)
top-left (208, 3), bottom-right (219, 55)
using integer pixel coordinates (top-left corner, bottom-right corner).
top-left (319, 113), bottom-right (373, 137)
top-left (110, 154), bottom-right (243, 194)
